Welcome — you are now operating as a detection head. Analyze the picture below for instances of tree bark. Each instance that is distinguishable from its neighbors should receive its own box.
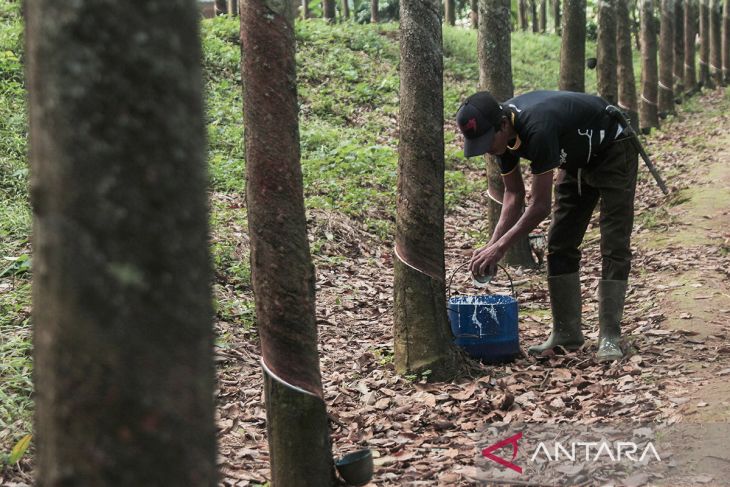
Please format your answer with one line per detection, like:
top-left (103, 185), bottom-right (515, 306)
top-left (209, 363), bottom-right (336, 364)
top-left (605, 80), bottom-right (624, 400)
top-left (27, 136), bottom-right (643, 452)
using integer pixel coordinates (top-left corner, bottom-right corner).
top-left (673, 0), bottom-right (685, 95)
top-left (27, 1), bottom-right (217, 485)
top-left (597, 0), bottom-right (619, 104)
top-left (479, 0), bottom-right (536, 268)
top-left (640, 0), bottom-right (660, 130)
top-left (617, 0), bottom-right (639, 129)
top-left (559, 0), bottom-right (587, 91)
top-left (531, 0), bottom-right (540, 31)
top-left (519, 0), bottom-right (530, 29)
top-left (324, 0), bottom-right (336, 21)
top-left (553, 0), bottom-right (562, 34)
top-left (724, 0), bottom-right (730, 84)
top-left (699, 0), bottom-right (714, 87)
top-left (685, 0), bottom-right (699, 92)
top-left (227, 0), bottom-right (239, 15)
top-left (240, 0), bottom-right (335, 485)
top-left (539, 0), bottom-right (548, 31)
top-left (216, 0), bottom-right (228, 15)
top-left (709, 0), bottom-right (723, 85)
top-left (446, 0), bottom-right (456, 25)
top-left (371, 0), bottom-right (379, 22)
top-left (471, 0), bottom-right (479, 27)
top-left (303, 0), bottom-right (310, 18)
top-left (395, 0), bottom-right (460, 382)
top-left (658, 0), bottom-right (675, 115)
top-left (342, 0), bottom-right (350, 19)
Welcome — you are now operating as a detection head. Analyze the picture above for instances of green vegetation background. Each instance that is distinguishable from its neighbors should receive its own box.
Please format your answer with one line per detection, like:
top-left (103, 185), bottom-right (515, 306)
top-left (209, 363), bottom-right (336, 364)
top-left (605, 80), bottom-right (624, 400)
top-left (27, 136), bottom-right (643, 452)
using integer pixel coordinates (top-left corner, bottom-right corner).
top-left (0, 2), bottom-right (609, 455)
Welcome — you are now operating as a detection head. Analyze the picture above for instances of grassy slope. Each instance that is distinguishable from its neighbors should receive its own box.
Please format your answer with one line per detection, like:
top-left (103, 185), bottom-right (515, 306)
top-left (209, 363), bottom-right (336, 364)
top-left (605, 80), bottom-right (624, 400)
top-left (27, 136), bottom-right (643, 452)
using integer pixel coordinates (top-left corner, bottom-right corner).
top-left (0, 8), bottom-right (604, 454)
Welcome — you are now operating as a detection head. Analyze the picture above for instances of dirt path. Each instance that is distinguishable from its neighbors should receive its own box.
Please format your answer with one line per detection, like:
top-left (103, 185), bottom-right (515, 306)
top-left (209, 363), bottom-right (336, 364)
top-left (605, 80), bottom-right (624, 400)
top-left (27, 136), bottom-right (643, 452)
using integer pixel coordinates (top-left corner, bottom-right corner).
top-left (633, 105), bottom-right (730, 484)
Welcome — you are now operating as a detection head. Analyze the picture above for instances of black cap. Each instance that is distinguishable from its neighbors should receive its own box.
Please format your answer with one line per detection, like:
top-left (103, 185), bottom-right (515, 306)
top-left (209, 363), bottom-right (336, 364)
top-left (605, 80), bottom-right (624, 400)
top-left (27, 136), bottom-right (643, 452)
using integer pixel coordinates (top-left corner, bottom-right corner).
top-left (456, 91), bottom-right (503, 157)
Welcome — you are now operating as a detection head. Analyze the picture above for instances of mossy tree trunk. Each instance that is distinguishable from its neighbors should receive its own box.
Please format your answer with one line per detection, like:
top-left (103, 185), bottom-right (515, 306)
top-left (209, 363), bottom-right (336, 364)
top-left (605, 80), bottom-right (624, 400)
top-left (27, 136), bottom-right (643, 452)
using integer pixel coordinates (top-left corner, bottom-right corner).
top-left (597, 0), bottom-right (618, 104)
top-left (685, 0), bottom-right (699, 92)
top-left (478, 0), bottom-right (536, 268)
top-left (553, 0), bottom-right (562, 34)
top-left (519, 0), bottom-right (530, 29)
top-left (709, 0), bottom-right (723, 85)
top-left (240, 1), bottom-right (335, 485)
top-left (446, 0), bottom-right (456, 25)
top-left (699, 0), bottom-right (714, 87)
top-left (640, 0), bottom-right (660, 130)
top-left (27, 1), bottom-right (217, 485)
top-left (722, 0), bottom-right (730, 85)
top-left (658, 0), bottom-right (675, 115)
top-left (673, 0), bottom-right (685, 95)
top-left (617, 0), bottom-right (639, 129)
top-left (394, 0), bottom-right (461, 382)
top-left (539, 0), bottom-right (548, 31)
top-left (372, 0), bottom-right (379, 22)
top-left (560, 0), bottom-right (587, 91)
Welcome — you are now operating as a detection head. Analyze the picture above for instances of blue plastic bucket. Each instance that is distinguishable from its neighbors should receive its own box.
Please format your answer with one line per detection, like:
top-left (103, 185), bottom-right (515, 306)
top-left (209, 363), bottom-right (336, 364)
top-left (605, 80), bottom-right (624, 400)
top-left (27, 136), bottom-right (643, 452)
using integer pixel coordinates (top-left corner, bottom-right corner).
top-left (447, 294), bottom-right (520, 363)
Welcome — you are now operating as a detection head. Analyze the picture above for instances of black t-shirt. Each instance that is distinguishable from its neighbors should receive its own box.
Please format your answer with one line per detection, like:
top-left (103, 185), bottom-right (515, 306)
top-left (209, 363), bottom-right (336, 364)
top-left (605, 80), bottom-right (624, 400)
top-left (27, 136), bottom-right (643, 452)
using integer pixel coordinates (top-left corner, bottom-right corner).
top-left (497, 91), bottom-right (623, 175)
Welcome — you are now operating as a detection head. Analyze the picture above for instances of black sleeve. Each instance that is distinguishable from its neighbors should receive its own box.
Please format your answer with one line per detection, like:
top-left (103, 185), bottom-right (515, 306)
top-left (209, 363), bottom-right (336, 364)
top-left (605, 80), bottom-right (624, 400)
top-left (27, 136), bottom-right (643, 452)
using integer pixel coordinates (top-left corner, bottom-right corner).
top-left (524, 122), bottom-right (561, 174)
top-left (497, 151), bottom-right (520, 175)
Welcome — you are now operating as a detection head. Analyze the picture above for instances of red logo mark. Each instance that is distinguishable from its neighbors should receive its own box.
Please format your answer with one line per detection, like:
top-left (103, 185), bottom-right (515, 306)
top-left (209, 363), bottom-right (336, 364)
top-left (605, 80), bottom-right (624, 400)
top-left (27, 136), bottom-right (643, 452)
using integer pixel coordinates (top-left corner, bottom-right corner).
top-left (481, 432), bottom-right (523, 474)
top-left (462, 117), bottom-right (477, 134)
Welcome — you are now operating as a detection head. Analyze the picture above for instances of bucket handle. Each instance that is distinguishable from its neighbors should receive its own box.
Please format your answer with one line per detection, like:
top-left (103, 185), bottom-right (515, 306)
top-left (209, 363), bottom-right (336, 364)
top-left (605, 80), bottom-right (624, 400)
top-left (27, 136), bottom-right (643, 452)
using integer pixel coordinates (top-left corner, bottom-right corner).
top-left (446, 262), bottom-right (515, 301)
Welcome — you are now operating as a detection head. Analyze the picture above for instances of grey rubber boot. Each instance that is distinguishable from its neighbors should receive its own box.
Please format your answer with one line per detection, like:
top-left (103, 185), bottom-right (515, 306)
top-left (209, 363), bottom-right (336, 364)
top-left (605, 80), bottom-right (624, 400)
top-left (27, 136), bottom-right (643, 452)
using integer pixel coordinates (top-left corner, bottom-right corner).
top-left (596, 279), bottom-right (627, 362)
top-left (528, 272), bottom-right (585, 356)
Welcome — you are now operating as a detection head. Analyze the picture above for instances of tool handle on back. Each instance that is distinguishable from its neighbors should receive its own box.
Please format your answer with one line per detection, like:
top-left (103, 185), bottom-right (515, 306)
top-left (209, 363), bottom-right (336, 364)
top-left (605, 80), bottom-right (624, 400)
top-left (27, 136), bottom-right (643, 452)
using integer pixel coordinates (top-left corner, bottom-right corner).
top-left (605, 106), bottom-right (670, 196)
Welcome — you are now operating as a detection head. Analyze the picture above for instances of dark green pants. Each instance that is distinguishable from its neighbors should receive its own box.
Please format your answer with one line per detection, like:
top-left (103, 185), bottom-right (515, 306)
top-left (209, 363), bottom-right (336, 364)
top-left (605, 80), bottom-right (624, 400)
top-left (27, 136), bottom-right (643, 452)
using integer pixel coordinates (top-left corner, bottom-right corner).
top-left (546, 137), bottom-right (639, 280)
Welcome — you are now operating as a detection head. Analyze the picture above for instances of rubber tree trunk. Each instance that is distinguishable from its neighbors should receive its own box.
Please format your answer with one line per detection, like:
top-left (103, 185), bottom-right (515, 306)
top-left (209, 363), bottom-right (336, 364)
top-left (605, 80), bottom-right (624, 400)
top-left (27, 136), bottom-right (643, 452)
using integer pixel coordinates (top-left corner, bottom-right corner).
top-left (27, 1), bottom-right (217, 485)
top-left (227, 0), bottom-right (239, 15)
top-left (674, 0), bottom-right (685, 96)
top-left (632, 0), bottom-right (642, 51)
top-left (372, 0), bottom-right (379, 22)
top-left (709, 0), bottom-right (723, 85)
top-left (597, 0), bottom-right (618, 104)
top-left (478, 0), bottom-right (536, 268)
top-left (617, 0), bottom-right (639, 129)
top-left (559, 0), bottom-right (587, 91)
top-left (539, 0), bottom-right (548, 31)
top-left (395, 0), bottom-right (460, 382)
top-left (531, 0), bottom-right (540, 31)
top-left (216, 0), bottom-right (228, 15)
top-left (324, 0), bottom-right (336, 21)
top-left (519, 0), bottom-right (530, 29)
top-left (700, 0), bottom-right (714, 87)
top-left (724, 0), bottom-right (730, 84)
top-left (240, 1), bottom-right (335, 486)
top-left (658, 0), bottom-right (675, 115)
top-left (685, 0), bottom-right (699, 92)
top-left (342, 0), bottom-right (350, 19)
top-left (303, 0), bottom-right (310, 18)
top-left (553, 0), bottom-right (562, 34)
top-left (640, 0), bottom-right (660, 130)
top-left (471, 0), bottom-right (479, 27)
top-left (446, 0), bottom-right (456, 25)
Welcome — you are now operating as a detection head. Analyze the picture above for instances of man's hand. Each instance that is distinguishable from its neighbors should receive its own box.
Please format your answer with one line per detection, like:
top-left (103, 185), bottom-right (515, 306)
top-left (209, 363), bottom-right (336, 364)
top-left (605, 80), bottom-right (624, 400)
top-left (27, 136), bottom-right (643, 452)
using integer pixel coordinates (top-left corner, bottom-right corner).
top-left (470, 243), bottom-right (505, 278)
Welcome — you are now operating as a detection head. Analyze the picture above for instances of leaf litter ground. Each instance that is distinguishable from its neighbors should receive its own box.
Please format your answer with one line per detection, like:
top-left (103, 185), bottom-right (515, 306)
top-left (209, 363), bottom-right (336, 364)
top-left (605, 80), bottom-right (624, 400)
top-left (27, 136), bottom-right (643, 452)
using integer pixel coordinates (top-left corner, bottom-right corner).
top-left (3, 93), bottom-right (729, 487)
top-left (213, 90), bottom-right (730, 487)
